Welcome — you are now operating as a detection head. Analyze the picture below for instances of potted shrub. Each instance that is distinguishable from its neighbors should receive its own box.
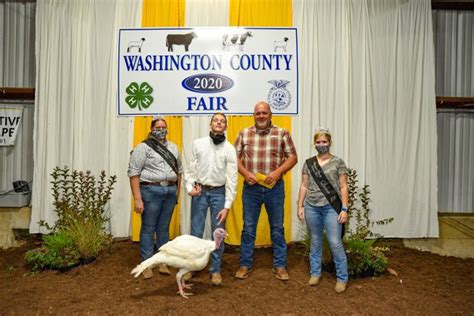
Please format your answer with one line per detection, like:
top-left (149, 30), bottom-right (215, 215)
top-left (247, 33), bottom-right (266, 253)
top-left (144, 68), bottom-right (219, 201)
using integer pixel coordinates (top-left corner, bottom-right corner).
top-left (25, 167), bottom-right (116, 271)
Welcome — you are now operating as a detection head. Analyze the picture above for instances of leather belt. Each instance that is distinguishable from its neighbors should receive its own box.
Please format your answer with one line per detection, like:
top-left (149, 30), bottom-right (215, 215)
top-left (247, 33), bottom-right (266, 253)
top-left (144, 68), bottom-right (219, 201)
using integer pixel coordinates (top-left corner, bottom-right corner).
top-left (140, 181), bottom-right (176, 187)
top-left (198, 183), bottom-right (225, 191)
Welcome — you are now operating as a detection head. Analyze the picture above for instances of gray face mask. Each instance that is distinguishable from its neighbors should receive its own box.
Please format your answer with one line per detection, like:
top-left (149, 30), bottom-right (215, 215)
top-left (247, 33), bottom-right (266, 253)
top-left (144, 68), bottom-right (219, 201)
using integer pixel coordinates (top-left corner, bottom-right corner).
top-left (152, 128), bottom-right (167, 139)
top-left (315, 145), bottom-right (329, 154)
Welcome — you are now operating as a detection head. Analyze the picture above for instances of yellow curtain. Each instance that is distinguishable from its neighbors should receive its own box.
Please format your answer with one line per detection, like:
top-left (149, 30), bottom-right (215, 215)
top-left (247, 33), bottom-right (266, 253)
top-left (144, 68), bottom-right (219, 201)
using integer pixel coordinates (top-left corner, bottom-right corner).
top-left (131, 0), bottom-right (185, 242)
top-left (226, 0), bottom-right (293, 245)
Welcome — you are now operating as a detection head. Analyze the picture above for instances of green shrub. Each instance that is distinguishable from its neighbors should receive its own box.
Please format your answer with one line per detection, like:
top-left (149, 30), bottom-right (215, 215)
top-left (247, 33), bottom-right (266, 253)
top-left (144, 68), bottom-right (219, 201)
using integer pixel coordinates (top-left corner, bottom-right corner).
top-left (344, 237), bottom-right (388, 277)
top-left (66, 215), bottom-right (110, 258)
top-left (24, 231), bottom-right (80, 271)
top-left (27, 167), bottom-right (116, 272)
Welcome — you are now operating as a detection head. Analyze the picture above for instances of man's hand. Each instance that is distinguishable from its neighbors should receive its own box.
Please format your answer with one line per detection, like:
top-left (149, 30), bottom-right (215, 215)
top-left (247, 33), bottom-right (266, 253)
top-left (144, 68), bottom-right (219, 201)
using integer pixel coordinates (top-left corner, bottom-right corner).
top-left (188, 184), bottom-right (201, 196)
top-left (216, 208), bottom-right (230, 225)
top-left (134, 198), bottom-right (144, 214)
top-left (244, 172), bottom-right (258, 185)
top-left (265, 170), bottom-right (282, 186)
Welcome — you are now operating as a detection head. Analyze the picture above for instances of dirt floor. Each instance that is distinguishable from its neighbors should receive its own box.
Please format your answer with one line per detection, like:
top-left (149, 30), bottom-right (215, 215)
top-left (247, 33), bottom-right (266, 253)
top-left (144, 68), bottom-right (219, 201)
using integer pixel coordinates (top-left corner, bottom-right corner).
top-left (1, 236), bottom-right (473, 315)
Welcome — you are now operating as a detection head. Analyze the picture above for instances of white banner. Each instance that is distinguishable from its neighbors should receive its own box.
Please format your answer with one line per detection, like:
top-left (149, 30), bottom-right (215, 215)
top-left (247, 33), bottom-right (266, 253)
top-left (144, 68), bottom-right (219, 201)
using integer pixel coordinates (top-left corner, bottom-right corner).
top-left (118, 27), bottom-right (299, 116)
top-left (0, 106), bottom-right (24, 146)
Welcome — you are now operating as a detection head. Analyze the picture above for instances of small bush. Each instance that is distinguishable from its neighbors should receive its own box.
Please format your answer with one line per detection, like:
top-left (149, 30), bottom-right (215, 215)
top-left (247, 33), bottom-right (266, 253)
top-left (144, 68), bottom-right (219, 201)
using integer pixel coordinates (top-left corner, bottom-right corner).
top-left (27, 167), bottom-right (116, 272)
top-left (24, 231), bottom-right (80, 271)
top-left (344, 237), bottom-right (388, 277)
top-left (67, 215), bottom-right (110, 258)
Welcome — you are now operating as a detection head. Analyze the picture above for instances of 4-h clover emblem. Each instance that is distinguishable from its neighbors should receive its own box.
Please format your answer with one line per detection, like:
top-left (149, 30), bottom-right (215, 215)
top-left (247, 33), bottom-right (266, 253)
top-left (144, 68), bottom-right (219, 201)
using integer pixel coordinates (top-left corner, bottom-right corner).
top-left (125, 82), bottom-right (154, 111)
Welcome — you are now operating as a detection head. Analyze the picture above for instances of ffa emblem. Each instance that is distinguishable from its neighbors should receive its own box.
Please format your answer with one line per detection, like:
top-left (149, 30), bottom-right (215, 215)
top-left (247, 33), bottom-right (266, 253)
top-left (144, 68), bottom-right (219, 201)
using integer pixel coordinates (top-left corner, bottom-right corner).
top-left (267, 80), bottom-right (291, 110)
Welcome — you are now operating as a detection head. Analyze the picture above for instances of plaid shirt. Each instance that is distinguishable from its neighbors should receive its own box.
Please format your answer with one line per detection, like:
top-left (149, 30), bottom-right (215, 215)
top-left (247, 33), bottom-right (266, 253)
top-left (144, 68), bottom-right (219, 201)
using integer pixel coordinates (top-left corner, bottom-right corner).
top-left (234, 124), bottom-right (297, 175)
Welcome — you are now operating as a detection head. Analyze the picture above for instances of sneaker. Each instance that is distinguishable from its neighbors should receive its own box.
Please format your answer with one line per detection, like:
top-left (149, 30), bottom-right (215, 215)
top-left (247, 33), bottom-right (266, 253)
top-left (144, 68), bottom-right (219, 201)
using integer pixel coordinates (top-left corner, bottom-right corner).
top-left (158, 264), bottom-right (170, 275)
top-left (142, 267), bottom-right (154, 279)
top-left (235, 266), bottom-right (251, 279)
top-left (211, 273), bottom-right (222, 286)
top-left (335, 281), bottom-right (347, 293)
top-left (272, 267), bottom-right (290, 281)
top-left (308, 276), bottom-right (320, 286)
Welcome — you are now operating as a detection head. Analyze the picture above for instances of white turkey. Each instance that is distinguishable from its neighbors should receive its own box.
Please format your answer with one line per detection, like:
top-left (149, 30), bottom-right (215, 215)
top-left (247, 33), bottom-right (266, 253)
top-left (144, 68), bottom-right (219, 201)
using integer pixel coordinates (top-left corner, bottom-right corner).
top-left (131, 228), bottom-right (227, 298)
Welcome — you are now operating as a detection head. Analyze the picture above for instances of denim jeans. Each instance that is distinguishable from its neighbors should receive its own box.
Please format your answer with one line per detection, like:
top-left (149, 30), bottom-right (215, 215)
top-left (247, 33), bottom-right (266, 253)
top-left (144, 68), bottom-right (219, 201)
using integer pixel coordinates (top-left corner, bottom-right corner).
top-left (304, 202), bottom-right (348, 283)
top-left (190, 186), bottom-right (226, 273)
top-left (240, 180), bottom-right (287, 268)
top-left (139, 184), bottom-right (177, 261)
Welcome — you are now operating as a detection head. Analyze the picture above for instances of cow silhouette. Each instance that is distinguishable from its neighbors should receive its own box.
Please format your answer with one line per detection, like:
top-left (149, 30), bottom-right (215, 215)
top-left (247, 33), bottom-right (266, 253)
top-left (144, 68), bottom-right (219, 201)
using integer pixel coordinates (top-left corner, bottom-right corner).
top-left (222, 31), bottom-right (253, 51)
top-left (166, 32), bottom-right (197, 52)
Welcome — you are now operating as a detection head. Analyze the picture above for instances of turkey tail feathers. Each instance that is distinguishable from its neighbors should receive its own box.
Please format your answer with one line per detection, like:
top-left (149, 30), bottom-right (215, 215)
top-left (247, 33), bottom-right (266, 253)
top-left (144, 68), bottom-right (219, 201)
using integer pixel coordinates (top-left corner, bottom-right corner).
top-left (131, 253), bottom-right (165, 278)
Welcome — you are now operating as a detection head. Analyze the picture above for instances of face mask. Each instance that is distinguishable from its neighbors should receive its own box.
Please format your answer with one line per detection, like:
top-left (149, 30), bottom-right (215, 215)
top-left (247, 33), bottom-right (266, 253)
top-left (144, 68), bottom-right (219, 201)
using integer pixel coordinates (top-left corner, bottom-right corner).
top-left (209, 132), bottom-right (226, 145)
top-left (152, 128), bottom-right (167, 139)
top-left (315, 145), bottom-right (329, 154)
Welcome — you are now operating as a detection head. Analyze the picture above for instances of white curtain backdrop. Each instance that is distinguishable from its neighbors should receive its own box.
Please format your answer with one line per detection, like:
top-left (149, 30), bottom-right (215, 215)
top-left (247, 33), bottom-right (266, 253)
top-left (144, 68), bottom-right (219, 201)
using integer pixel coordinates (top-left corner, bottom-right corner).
top-left (292, 0), bottom-right (438, 238)
top-left (30, 0), bottom-right (142, 236)
top-left (31, 0), bottom-right (438, 239)
top-left (180, 0), bottom-right (230, 239)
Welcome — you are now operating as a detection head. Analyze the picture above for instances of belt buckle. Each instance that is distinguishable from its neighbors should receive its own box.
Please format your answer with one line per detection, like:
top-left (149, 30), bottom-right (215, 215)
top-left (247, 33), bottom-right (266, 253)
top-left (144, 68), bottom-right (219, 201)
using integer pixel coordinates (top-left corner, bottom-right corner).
top-left (159, 181), bottom-right (169, 186)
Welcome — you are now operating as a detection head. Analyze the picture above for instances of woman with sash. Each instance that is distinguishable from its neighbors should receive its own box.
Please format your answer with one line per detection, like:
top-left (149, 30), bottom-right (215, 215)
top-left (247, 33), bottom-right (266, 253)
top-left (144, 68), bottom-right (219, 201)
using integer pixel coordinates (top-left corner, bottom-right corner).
top-left (128, 116), bottom-right (182, 279)
top-left (296, 128), bottom-right (349, 293)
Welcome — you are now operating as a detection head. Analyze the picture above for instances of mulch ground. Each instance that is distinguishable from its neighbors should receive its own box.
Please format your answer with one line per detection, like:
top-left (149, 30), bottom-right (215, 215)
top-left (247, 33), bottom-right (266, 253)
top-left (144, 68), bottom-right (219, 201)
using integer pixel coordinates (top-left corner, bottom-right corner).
top-left (1, 236), bottom-right (473, 315)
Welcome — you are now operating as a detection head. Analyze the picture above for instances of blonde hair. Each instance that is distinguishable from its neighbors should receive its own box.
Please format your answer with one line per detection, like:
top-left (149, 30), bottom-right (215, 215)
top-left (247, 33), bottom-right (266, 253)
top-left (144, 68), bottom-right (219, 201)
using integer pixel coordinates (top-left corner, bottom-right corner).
top-left (313, 129), bottom-right (332, 146)
top-left (210, 112), bottom-right (227, 126)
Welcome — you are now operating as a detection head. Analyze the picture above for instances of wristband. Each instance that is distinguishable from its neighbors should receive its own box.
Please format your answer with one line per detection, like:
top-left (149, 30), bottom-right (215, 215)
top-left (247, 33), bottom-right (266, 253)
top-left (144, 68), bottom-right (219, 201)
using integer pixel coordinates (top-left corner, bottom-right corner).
top-left (341, 206), bottom-right (348, 212)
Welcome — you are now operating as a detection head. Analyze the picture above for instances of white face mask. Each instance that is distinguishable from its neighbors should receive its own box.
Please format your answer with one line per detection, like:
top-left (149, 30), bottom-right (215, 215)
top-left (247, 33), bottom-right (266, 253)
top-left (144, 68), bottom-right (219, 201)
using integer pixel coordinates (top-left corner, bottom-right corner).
top-left (152, 128), bottom-right (167, 139)
top-left (315, 145), bottom-right (329, 154)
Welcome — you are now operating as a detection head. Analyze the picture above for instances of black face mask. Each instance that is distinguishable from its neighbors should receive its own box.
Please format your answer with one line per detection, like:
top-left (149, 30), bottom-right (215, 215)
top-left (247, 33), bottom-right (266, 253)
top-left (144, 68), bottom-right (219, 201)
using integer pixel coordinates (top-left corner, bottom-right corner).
top-left (209, 132), bottom-right (226, 145)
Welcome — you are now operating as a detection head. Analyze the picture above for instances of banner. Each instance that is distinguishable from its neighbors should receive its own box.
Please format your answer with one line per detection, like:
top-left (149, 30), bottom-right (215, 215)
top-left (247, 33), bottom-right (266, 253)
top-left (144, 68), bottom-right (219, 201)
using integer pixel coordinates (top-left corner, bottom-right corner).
top-left (118, 27), bottom-right (299, 116)
top-left (0, 106), bottom-right (24, 146)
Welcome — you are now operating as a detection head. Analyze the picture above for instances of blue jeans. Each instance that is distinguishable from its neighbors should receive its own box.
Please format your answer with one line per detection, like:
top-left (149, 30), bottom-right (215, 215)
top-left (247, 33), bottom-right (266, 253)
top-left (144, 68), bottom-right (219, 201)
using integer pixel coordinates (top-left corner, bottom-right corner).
top-left (190, 186), bottom-right (226, 273)
top-left (240, 180), bottom-right (287, 268)
top-left (304, 202), bottom-right (348, 283)
top-left (139, 184), bottom-right (177, 261)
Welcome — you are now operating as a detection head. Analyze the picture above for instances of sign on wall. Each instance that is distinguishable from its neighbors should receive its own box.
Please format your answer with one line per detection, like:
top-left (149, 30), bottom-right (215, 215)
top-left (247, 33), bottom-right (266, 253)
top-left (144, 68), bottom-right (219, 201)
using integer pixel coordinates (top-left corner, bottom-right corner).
top-left (0, 106), bottom-right (24, 146)
top-left (118, 27), bottom-right (298, 116)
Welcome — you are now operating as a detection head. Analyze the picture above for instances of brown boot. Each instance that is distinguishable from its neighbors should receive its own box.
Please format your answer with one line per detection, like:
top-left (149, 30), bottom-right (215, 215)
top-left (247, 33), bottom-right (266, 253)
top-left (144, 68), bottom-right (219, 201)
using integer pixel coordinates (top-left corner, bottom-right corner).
top-left (335, 281), bottom-right (347, 293)
top-left (235, 266), bottom-right (251, 279)
top-left (211, 273), bottom-right (222, 286)
top-left (158, 264), bottom-right (170, 275)
top-left (272, 267), bottom-right (289, 281)
top-left (142, 267), bottom-right (154, 279)
top-left (308, 276), bottom-right (320, 286)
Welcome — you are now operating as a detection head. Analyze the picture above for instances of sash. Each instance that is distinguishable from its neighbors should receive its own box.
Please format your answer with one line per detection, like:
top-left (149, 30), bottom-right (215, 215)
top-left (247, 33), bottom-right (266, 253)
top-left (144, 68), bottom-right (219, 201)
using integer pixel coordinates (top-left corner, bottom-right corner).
top-left (143, 138), bottom-right (179, 176)
top-left (306, 156), bottom-right (345, 237)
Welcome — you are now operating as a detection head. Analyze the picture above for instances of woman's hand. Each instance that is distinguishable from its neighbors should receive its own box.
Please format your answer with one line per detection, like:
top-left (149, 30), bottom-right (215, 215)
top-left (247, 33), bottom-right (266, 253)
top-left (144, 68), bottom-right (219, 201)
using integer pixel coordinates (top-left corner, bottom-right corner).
top-left (338, 211), bottom-right (348, 224)
top-left (134, 198), bottom-right (144, 214)
top-left (297, 206), bottom-right (305, 221)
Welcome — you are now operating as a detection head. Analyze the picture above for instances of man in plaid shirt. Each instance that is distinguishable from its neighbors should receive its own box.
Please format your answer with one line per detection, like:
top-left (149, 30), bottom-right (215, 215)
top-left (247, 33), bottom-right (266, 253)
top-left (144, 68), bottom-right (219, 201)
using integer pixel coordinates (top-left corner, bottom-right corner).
top-left (234, 101), bottom-right (298, 281)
